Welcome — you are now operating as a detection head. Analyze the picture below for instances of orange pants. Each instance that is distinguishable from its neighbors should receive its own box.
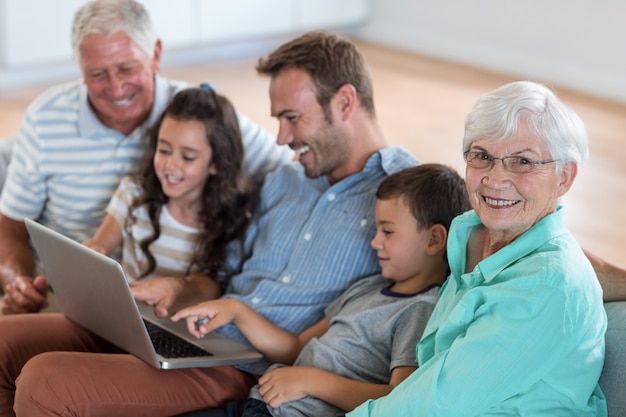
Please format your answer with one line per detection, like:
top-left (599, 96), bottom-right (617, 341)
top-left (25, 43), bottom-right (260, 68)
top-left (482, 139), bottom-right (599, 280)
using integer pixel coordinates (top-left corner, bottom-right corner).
top-left (0, 314), bottom-right (257, 417)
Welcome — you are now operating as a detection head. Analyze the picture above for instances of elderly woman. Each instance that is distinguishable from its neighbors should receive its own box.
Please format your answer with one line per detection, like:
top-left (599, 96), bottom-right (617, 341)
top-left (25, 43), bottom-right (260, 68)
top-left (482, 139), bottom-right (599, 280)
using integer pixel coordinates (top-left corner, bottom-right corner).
top-left (348, 81), bottom-right (607, 416)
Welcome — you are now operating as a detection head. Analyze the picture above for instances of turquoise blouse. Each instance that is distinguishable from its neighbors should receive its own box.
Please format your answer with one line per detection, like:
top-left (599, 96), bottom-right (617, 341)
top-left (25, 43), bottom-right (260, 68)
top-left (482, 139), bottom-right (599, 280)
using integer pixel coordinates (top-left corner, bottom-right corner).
top-left (349, 206), bottom-right (607, 417)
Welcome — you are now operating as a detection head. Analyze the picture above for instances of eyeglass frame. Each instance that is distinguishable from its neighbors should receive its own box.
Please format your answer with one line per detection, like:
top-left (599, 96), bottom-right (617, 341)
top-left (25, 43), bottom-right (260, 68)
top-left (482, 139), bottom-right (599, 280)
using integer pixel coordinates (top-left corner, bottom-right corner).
top-left (463, 151), bottom-right (559, 173)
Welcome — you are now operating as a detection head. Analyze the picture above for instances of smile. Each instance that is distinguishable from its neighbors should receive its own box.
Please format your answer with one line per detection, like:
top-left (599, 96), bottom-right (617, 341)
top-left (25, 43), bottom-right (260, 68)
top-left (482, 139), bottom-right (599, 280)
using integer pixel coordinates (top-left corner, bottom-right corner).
top-left (294, 146), bottom-right (310, 156)
top-left (484, 197), bottom-right (520, 207)
top-left (165, 174), bottom-right (183, 185)
top-left (111, 93), bottom-right (136, 106)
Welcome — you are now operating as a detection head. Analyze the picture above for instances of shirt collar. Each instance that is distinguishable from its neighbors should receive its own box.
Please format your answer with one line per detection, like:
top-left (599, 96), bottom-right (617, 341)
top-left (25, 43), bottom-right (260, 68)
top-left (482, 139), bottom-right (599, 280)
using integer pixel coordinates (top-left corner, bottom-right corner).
top-left (322, 145), bottom-right (418, 192)
top-left (449, 206), bottom-right (568, 283)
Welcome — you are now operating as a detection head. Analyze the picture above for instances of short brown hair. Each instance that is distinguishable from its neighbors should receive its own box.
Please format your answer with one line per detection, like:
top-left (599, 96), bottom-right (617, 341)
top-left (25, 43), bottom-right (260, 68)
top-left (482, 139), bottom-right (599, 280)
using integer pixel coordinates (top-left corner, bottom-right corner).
top-left (256, 30), bottom-right (375, 120)
top-left (376, 164), bottom-right (470, 232)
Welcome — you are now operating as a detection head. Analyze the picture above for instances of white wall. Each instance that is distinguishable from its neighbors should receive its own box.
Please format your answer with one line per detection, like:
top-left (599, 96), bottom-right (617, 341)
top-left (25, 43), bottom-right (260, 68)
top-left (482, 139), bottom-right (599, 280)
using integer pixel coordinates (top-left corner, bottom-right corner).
top-left (354, 0), bottom-right (626, 104)
top-left (0, 0), bottom-right (369, 91)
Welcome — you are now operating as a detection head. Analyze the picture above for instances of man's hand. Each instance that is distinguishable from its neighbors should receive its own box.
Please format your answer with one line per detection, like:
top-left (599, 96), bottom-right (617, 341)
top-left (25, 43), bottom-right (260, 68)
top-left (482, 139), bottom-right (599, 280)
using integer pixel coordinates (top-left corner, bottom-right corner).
top-left (2, 274), bottom-right (48, 314)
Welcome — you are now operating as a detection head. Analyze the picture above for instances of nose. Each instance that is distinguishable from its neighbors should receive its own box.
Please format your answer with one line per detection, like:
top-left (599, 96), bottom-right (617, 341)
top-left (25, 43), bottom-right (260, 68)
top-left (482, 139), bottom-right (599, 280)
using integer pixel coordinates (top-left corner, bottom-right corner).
top-left (107, 72), bottom-right (125, 97)
top-left (370, 232), bottom-right (382, 250)
top-left (163, 155), bottom-right (177, 171)
top-left (490, 157), bottom-right (509, 171)
top-left (481, 157), bottom-right (510, 184)
top-left (276, 121), bottom-right (293, 146)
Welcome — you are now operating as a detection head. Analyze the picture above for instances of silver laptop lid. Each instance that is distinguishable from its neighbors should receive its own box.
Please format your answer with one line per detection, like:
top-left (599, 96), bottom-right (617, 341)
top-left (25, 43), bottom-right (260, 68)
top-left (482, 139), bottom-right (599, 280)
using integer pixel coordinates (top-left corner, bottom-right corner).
top-left (25, 218), bottom-right (262, 369)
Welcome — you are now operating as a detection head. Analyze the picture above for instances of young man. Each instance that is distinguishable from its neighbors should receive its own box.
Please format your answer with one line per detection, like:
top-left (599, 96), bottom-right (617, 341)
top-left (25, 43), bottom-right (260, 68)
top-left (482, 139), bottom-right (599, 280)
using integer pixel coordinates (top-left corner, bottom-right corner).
top-left (0, 0), bottom-right (291, 314)
top-left (0, 31), bottom-right (418, 416)
top-left (172, 164), bottom-right (471, 417)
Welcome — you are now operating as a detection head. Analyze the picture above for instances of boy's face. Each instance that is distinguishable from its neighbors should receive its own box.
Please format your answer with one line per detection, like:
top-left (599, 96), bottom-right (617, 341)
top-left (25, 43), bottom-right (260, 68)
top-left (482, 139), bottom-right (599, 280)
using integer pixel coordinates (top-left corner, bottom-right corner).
top-left (371, 197), bottom-right (432, 284)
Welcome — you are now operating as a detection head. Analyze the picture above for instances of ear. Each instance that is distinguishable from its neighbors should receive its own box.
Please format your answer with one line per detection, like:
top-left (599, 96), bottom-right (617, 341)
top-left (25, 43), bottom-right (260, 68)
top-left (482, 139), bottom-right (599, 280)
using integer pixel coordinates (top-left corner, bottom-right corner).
top-left (555, 161), bottom-right (578, 197)
top-left (333, 84), bottom-right (357, 121)
top-left (152, 39), bottom-right (163, 73)
top-left (425, 224), bottom-right (448, 256)
top-left (208, 162), bottom-right (218, 176)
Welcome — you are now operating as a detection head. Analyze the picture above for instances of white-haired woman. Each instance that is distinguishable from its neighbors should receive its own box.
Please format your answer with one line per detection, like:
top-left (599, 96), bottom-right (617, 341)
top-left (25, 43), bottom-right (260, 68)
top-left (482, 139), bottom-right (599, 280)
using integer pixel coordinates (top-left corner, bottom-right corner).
top-left (349, 81), bottom-right (607, 417)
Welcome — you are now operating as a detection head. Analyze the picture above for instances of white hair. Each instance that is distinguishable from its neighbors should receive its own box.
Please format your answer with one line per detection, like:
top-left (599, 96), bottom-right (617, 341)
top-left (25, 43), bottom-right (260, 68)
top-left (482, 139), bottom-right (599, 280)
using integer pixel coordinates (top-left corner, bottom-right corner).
top-left (71, 0), bottom-right (156, 62)
top-left (463, 81), bottom-right (589, 169)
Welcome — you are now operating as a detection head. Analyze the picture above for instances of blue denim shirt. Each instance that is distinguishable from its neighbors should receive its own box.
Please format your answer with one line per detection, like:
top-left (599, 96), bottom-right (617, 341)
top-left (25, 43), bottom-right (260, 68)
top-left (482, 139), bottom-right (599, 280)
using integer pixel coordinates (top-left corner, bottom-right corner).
top-left (219, 146), bottom-right (418, 375)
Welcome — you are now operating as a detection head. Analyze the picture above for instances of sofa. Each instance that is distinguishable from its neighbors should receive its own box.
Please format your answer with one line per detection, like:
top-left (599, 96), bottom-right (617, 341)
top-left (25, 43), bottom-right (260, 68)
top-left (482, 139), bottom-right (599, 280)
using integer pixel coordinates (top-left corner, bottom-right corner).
top-left (600, 301), bottom-right (626, 417)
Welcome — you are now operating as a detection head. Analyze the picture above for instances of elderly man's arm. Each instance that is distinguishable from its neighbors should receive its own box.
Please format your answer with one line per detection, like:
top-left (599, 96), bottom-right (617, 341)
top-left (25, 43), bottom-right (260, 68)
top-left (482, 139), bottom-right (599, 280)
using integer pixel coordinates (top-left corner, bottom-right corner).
top-left (585, 249), bottom-right (626, 302)
top-left (0, 214), bottom-right (48, 314)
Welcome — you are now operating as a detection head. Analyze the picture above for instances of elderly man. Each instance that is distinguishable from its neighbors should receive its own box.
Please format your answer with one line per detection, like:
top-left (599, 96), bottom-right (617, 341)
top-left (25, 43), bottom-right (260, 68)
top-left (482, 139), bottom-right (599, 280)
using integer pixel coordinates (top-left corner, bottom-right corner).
top-left (0, 0), bottom-right (292, 315)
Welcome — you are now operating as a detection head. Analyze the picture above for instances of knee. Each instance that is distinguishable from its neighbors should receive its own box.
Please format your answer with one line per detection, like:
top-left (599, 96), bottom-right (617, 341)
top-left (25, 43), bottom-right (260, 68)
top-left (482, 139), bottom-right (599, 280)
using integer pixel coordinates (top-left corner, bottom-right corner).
top-left (14, 352), bottom-right (71, 416)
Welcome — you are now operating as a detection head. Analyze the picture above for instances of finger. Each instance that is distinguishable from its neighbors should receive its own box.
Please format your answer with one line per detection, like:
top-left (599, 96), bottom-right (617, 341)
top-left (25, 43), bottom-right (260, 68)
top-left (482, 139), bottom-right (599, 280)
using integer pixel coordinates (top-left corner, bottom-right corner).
top-left (32, 275), bottom-right (48, 294)
top-left (2, 292), bottom-right (42, 314)
top-left (170, 306), bottom-right (201, 321)
top-left (12, 279), bottom-right (48, 310)
top-left (184, 317), bottom-right (204, 338)
top-left (154, 305), bottom-right (169, 318)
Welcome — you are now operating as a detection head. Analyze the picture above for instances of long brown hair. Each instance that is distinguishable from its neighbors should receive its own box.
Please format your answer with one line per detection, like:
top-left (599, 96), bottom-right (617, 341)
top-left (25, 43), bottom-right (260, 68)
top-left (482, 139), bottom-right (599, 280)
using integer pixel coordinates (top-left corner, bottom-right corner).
top-left (128, 87), bottom-right (258, 281)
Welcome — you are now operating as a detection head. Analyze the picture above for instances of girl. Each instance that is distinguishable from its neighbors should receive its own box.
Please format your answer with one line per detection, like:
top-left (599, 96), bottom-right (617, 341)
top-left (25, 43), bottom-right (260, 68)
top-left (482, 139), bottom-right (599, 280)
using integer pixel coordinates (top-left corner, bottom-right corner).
top-left (84, 87), bottom-right (258, 287)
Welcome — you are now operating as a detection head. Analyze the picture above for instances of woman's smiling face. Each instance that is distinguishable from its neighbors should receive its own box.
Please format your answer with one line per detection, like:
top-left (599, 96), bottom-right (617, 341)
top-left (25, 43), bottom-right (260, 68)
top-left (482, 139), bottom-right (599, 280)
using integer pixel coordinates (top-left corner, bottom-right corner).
top-left (464, 124), bottom-right (577, 247)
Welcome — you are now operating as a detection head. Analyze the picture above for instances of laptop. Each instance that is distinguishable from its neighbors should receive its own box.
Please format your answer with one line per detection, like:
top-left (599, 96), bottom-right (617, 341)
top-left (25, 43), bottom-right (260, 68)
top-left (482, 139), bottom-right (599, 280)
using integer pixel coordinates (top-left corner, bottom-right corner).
top-left (25, 218), bottom-right (262, 370)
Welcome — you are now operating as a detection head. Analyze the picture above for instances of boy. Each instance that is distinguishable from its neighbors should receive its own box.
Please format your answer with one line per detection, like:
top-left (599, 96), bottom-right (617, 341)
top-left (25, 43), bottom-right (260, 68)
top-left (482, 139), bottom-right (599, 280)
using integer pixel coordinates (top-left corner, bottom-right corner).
top-left (172, 163), bottom-right (471, 417)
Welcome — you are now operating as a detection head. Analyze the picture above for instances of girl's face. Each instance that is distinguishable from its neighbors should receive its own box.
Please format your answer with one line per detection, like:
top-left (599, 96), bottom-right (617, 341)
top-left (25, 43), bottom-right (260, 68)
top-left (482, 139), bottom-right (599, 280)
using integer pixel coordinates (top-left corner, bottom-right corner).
top-left (153, 116), bottom-right (216, 207)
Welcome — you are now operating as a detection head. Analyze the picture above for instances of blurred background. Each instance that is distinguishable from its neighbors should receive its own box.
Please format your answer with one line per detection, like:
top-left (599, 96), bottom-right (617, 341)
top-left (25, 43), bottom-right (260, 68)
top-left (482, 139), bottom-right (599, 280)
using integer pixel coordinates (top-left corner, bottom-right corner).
top-left (0, 0), bottom-right (624, 269)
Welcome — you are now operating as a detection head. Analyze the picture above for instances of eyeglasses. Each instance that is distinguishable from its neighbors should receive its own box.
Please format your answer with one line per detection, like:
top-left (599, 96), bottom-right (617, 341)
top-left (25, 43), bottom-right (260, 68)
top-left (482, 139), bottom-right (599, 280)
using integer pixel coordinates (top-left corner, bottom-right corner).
top-left (463, 151), bottom-right (558, 174)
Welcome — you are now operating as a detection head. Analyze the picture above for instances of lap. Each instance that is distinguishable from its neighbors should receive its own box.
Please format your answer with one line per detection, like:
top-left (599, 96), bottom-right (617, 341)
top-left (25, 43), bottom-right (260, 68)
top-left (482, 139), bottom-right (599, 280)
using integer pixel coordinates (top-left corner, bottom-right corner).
top-left (2, 312), bottom-right (258, 416)
top-left (15, 350), bottom-right (257, 417)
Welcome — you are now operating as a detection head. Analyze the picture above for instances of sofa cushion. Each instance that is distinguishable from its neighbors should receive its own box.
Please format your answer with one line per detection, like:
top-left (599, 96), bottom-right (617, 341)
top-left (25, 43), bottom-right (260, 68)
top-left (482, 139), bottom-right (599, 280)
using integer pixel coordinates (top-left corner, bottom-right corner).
top-left (600, 301), bottom-right (626, 417)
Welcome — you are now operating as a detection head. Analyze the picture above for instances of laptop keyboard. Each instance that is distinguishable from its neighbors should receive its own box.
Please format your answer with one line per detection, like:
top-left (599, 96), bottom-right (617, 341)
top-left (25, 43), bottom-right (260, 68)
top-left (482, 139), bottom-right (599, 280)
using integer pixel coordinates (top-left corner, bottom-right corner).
top-left (143, 320), bottom-right (213, 359)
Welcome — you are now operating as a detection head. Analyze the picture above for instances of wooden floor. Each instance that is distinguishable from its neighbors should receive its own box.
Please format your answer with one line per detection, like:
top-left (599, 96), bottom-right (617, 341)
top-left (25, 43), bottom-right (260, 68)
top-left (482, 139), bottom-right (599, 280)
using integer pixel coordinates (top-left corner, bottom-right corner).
top-left (1, 41), bottom-right (624, 268)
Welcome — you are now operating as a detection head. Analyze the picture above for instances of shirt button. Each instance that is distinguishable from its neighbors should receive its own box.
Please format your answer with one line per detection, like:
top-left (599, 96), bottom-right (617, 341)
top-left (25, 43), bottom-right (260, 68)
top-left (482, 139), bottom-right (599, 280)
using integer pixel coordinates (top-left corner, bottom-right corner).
top-left (282, 275), bottom-right (291, 283)
top-left (360, 219), bottom-right (368, 227)
top-left (304, 233), bottom-right (312, 241)
top-left (327, 193), bottom-right (336, 201)
top-left (251, 297), bottom-right (261, 305)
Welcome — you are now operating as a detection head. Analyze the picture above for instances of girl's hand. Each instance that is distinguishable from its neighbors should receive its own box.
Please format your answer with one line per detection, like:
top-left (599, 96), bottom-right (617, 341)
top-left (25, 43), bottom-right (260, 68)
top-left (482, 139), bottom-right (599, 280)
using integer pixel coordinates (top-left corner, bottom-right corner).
top-left (130, 276), bottom-right (185, 318)
top-left (82, 239), bottom-right (107, 255)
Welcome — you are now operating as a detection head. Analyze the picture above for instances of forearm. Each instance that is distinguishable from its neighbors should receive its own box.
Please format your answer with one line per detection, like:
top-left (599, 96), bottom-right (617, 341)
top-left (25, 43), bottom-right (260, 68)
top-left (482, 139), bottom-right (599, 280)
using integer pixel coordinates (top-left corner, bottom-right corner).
top-left (0, 218), bottom-right (35, 288)
top-left (301, 368), bottom-right (394, 412)
top-left (229, 301), bottom-right (301, 364)
top-left (585, 249), bottom-right (626, 302)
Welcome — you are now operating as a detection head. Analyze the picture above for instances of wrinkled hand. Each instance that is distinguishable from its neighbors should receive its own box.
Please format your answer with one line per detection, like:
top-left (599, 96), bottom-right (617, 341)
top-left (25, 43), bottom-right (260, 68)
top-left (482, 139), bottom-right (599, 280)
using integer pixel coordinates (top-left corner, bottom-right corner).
top-left (171, 299), bottom-right (240, 339)
top-left (2, 274), bottom-right (48, 314)
top-left (129, 276), bottom-right (185, 318)
top-left (258, 366), bottom-right (311, 408)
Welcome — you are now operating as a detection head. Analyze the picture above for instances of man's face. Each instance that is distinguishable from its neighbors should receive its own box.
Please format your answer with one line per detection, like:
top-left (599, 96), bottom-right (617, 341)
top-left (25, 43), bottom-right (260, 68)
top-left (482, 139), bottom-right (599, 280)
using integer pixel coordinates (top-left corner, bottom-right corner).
top-left (269, 67), bottom-right (350, 183)
top-left (79, 31), bottom-right (161, 136)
